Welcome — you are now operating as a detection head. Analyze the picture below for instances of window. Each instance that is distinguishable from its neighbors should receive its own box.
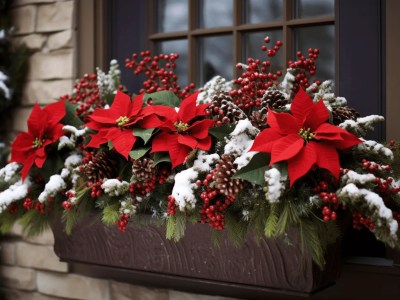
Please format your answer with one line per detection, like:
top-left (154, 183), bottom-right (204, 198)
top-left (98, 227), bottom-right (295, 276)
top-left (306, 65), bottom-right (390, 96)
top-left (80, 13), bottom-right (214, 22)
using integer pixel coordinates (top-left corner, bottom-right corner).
top-left (148, 0), bottom-right (335, 86)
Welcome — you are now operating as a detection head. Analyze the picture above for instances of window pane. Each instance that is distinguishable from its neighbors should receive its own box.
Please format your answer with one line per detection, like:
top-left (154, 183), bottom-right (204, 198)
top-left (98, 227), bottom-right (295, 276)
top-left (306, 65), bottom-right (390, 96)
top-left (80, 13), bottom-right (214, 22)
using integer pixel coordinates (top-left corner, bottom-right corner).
top-left (199, 0), bottom-right (233, 28)
top-left (158, 0), bottom-right (188, 32)
top-left (293, 25), bottom-right (335, 81)
top-left (244, 0), bottom-right (283, 23)
top-left (243, 31), bottom-right (284, 72)
top-left (156, 39), bottom-right (188, 87)
top-left (198, 35), bottom-right (233, 85)
top-left (294, 0), bottom-right (335, 19)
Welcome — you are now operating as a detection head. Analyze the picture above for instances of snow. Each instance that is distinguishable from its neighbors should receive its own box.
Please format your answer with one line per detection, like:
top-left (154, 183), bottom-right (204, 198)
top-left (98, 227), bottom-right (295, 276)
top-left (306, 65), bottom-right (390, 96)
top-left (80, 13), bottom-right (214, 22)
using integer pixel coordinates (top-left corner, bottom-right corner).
top-left (224, 119), bottom-right (258, 159)
top-left (356, 139), bottom-right (393, 159)
top-left (339, 183), bottom-right (398, 237)
top-left (172, 151), bottom-right (220, 211)
top-left (340, 115), bottom-right (385, 136)
top-left (0, 70), bottom-right (11, 100)
top-left (264, 168), bottom-right (284, 203)
top-left (58, 136), bottom-right (75, 150)
top-left (38, 175), bottom-right (66, 203)
top-left (63, 125), bottom-right (87, 137)
top-left (0, 179), bottom-right (31, 213)
top-left (96, 59), bottom-right (120, 98)
top-left (197, 75), bottom-right (232, 104)
top-left (101, 179), bottom-right (129, 197)
top-left (0, 162), bottom-right (21, 182)
top-left (279, 68), bottom-right (295, 95)
top-left (64, 153), bottom-right (83, 169)
top-left (341, 170), bottom-right (376, 185)
top-left (0, 30), bottom-right (5, 39)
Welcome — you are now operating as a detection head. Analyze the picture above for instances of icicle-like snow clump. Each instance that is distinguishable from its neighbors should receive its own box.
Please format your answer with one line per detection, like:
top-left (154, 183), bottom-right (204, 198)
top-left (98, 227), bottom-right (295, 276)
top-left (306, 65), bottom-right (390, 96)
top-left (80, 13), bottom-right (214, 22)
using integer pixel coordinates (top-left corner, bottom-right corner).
top-left (0, 179), bottom-right (32, 213)
top-left (38, 175), bottom-right (66, 203)
top-left (264, 168), bottom-right (284, 203)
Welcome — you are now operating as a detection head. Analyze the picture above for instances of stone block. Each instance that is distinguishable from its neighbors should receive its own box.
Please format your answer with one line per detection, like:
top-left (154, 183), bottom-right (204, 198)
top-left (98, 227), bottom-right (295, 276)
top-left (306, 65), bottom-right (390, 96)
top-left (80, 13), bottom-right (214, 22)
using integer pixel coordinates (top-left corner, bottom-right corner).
top-left (28, 50), bottom-right (74, 80)
top-left (12, 34), bottom-right (47, 50)
top-left (16, 242), bottom-right (68, 272)
top-left (46, 29), bottom-right (74, 50)
top-left (37, 271), bottom-right (110, 300)
top-left (36, 1), bottom-right (74, 32)
top-left (23, 228), bottom-right (55, 245)
top-left (168, 290), bottom-right (238, 300)
top-left (11, 0), bottom-right (55, 8)
top-left (22, 79), bottom-right (73, 105)
top-left (0, 265), bottom-right (37, 291)
top-left (12, 106), bottom-right (32, 132)
top-left (0, 242), bottom-right (16, 265)
top-left (10, 5), bottom-right (36, 35)
top-left (110, 281), bottom-right (168, 300)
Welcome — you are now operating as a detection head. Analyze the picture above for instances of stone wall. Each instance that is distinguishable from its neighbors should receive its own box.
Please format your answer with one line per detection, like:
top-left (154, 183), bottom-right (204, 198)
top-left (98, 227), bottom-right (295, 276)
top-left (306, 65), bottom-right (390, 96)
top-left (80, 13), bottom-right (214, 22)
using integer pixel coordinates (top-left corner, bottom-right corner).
top-left (0, 0), bottom-right (234, 299)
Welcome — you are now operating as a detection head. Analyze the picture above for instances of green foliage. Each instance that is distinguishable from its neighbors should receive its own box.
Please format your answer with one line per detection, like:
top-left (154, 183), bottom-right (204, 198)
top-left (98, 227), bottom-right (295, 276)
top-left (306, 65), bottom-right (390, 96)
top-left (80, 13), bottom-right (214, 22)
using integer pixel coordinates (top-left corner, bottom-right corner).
top-left (153, 151), bottom-right (171, 166)
top-left (61, 101), bottom-right (84, 127)
top-left (0, 210), bottom-right (19, 233)
top-left (62, 189), bottom-right (94, 234)
top-left (224, 211), bottom-right (248, 247)
top-left (18, 209), bottom-right (50, 237)
top-left (166, 212), bottom-right (186, 242)
top-left (129, 146), bottom-right (150, 160)
top-left (144, 91), bottom-right (180, 107)
top-left (209, 123), bottom-right (235, 141)
top-left (133, 128), bottom-right (154, 144)
top-left (101, 202), bottom-right (120, 226)
top-left (264, 204), bottom-right (279, 238)
top-left (233, 152), bottom-right (270, 185)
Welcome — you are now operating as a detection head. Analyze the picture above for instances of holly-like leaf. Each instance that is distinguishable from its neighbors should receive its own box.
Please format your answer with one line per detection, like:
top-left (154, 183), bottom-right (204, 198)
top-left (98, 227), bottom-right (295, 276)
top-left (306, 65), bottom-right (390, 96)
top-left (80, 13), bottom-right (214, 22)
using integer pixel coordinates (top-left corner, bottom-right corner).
top-left (153, 151), bottom-right (171, 166)
top-left (232, 152), bottom-right (270, 185)
top-left (209, 123), bottom-right (235, 140)
top-left (129, 146), bottom-right (150, 160)
top-left (61, 101), bottom-right (84, 127)
top-left (107, 140), bottom-right (114, 150)
top-left (144, 91), bottom-right (180, 108)
top-left (133, 128), bottom-right (154, 144)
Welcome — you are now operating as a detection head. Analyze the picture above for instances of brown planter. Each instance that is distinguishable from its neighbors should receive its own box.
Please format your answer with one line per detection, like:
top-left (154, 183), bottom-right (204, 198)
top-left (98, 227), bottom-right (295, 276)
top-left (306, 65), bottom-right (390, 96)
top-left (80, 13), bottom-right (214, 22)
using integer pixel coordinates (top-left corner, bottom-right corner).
top-left (52, 215), bottom-right (341, 299)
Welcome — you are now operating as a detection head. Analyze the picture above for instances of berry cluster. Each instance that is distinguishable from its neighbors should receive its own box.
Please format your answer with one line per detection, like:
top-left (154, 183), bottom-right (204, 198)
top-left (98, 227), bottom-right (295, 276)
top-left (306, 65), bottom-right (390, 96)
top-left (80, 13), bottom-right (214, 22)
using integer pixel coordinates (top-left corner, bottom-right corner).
top-left (199, 188), bottom-right (234, 230)
top-left (314, 181), bottom-right (339, 221)
top-left (205, 94), bottom-right (245, 126)
top-left (167, 195), bottom-right (177, 215)
top-left (62, 191), bottom-right (76, 211)
top-left (88, 180), bottom-right (103, 199)
top-left (352, 212), bottom-right (375, 231)
top-left (116, 213), bottom-right (130, 232)
top-left (362, 159), bottom-right (391, 173)
top-left (23, 197), bottom-right (47, 214)
top-left (59, 73), bottom-right (105, 121)
top-left (125, 51), bottom-right (195, 100)
top-left (129, 166), bottom-right (170, 201)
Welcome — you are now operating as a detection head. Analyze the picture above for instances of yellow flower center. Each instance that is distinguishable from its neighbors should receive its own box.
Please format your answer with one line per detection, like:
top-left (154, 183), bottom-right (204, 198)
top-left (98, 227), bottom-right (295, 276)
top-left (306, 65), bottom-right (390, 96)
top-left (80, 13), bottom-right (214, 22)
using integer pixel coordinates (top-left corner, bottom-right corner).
top-left (298, 128), bottom-right (316, 142)
top-left (32, 137), bottom-right (44, 149)
top-left (174, 121), bottom-right (189, 133)
top-left (116, 116), bottom-right (129, 128)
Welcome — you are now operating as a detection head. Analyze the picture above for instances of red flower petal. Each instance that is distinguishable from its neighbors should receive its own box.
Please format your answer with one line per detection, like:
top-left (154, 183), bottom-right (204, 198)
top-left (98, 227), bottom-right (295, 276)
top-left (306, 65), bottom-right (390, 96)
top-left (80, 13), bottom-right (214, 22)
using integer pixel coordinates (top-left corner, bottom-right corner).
top-left (313, 142), bottom-right (340, 179)
top-left (111, 90), bottom-right (132, 116)
top-left (86, 129), bottom-right (109, 149)
top-left (189, 119), bottom-right (214, 139)
top-left (20, 155), bottom-right (35, 181)
top-left (178, 92), bottom-right (198, 123)
top-left (250, 128), bottom-right (282, 153)
top-left (140, 106), bottom-right (177, 129)
top-left (108, 128), bottom-right (137, 159)
top-left (11, 132), bottom-right (34, 152)
top-left (287, 143), bottom-right (317, 186)
top-left (178, 134), bottom-right (198, 149)
top-left (151, 132), bottom-right (172, 153)
top-left (268, 110), bottom-right (299, 135)
top-left (89, 108), bottom-right (120, 125)
top-left (270, 134), bottom-right (303, 165)
top-left (195, 102), bottom-right (211, 117)
top-left (129, 93), bottom-right (144, 117)
top-left (196, 136), bottom-right (212, 151)
top-left (27, 104), bottom-right (46, 137)
top-left (44, 100), bottom-right (66, 128)
top-left (304, 100), bottom-right (329, 131)
top-left (290, 88), bottom-right (314, 126)
top-left (168, 138), bottom-right (191, 168)
top-left (329, 131), bottom-right (362, 150)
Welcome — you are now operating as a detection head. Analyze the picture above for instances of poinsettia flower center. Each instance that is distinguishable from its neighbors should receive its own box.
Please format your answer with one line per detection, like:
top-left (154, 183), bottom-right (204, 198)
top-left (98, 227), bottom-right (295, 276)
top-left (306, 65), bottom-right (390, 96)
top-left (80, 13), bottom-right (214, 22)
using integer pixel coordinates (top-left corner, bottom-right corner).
top-left (32, 137), bottom-right (45, 149)
top-left (116, 116), bottom-right (129, 128)
top-left (298, 127), bottom-right (316, 142)
top-left (174, 121), bottom-right (189, 133)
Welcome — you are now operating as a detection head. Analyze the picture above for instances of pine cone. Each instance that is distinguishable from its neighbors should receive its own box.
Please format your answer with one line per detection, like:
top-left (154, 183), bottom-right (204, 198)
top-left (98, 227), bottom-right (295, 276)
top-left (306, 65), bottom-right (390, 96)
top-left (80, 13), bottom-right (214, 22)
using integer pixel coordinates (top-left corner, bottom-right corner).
top-left (212, 154), bottom-right (244, 197)
top-left (262, 89), bottom-right (288, 110)
top-left (332, 106), bottom-right (360, 125)
top-left (206, 93), bottom-right (245, 124)
top-left (250, 111), bottom-right (268, 130)
top-left (84, 152), bottom-right (118, 182)
top-left (131, 158), bottom-right (157, 184)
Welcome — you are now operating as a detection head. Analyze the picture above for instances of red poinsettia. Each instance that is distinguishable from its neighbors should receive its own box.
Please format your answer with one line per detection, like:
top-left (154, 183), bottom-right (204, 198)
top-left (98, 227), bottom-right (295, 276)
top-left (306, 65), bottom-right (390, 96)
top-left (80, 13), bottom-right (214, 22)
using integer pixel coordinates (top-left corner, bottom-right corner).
top-left (250, 88), bottom-right (362, 186)
top-left (85, 91), bottom-right (151, 159)
top-left (141, 92), bottom-right (214, 168)
top-left (11, 101), bottom-right (66, 180)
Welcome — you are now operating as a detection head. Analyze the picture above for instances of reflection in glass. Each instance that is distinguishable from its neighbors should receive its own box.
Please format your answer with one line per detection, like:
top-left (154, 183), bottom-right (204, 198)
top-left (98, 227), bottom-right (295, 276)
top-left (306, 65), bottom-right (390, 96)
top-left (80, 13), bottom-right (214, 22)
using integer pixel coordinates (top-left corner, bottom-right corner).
top-left (294, 0), bottom-right (335, 19)
top-left (244, 0), bottom-right (282, 23)
top-left (244, 31), bottom-right (284, 72)
top-left (199, 0), bottom-right (233, 28)
top-left (198, 35), bottom-right (233, 86)
top-left (293, 25), bottom-right (335, 81)
top-left (158, 0), bottom-right (188, 32)
top-left (156, 39), bottom-right (188, 87)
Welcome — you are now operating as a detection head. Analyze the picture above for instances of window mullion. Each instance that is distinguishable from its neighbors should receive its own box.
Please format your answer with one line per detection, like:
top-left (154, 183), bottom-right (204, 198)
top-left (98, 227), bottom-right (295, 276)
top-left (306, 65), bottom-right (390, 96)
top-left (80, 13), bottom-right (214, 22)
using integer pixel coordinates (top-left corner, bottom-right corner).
top-left (283, 0), bottom-right (292, 69)
top-left (188, 0), bottom-right (197, 85)
top-left (233, 0), bottom-right (242, 78)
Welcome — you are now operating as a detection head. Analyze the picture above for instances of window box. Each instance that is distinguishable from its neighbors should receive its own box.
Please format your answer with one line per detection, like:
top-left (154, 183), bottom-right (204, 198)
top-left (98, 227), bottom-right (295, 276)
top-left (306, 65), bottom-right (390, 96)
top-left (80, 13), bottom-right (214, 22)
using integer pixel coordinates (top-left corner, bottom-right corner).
top-left (51, 215), bottom-right (341, 298)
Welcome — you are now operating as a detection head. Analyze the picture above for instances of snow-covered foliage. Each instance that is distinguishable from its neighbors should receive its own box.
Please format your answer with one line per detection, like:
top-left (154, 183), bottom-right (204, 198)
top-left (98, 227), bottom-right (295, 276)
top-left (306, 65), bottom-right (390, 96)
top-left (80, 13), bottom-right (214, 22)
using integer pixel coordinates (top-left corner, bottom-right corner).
top-left (0, 179), bottom-right (31, 213)
top-left (340, 115), bottom-right (385, 136)
top-left (264, 168), bottom-right (284, 203)
top-left (101, 179), bottom-right (129, 197)
top-left (197, 75), bottom-right (233, 103)
top-left (96, 59), bottom-right (121, 98)
top-left (38, 175), bottom-right (66, 203)
top-left (0, 162), bottom-right (21, 182)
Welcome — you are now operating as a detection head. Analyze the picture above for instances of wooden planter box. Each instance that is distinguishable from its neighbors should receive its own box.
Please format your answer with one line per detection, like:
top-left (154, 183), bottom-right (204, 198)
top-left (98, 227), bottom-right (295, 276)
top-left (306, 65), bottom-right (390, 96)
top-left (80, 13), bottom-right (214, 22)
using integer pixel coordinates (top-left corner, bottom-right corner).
top-left (52, 215), bottom-right (341, 299)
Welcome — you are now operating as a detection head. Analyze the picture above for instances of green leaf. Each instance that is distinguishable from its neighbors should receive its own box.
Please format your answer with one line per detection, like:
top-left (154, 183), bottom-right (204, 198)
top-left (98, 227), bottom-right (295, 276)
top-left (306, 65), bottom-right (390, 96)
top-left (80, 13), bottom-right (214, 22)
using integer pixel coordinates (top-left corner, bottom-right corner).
top-left (209, 123), bottom-right (235, 140)
top-left (129, 147), bottom-right (150, 160)
top-left (153, 151), bottom-right (171, 166)
top-left (233, 152), bottom-right (270, 185)
top-left (102, 202), bottom-right (120, 226)
top-left (144, 91), bottom-right (180, 108)
top-left (61, 101), bottom-right (84, 128)
top-left (264, 204), bottom-right (279, 238)
top-left (108, 140), bottom-right (114, 150)
top-left (133, 128), bottom-right (154, 144)
top-left (166, 212), bottom-right (186, 242)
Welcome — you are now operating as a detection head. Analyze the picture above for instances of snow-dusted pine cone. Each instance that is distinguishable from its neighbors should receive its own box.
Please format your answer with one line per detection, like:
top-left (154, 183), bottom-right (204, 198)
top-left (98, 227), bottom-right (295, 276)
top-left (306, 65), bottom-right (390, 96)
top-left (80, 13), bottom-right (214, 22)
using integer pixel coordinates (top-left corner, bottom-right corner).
top-left (262, 89), bottom-right (288, 110)
top-left (131, 158), bottom-right (157, 184)
top-left (212, 154), bottom-right (244, 197)
top-left (332, 106), bottom-right (360, 125)
top-left (250, 111), bottom-right (268, 130)
top-left (84, 152), bottom-right (118, 182)
top-left (206, 93), bottom-right (245, 124)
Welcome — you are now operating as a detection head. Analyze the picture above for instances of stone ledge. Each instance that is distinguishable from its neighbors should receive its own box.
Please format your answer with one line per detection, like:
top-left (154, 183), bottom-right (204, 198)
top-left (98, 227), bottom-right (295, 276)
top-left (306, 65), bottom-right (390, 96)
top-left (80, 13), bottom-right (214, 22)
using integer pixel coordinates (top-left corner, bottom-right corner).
top-left (28, 49), bottom-right (74, 80)
top-left (0, 265), bottom-right (37, 291)
top-left (22, 228), bottom-right (55, 246)
top-left (110, 281), bottom-right (168, 300)
top-left (36, 1), bottom-right (74, 33)
top-left (0, 242), bottom-right (16, 265)
top-left (12, 34), bottom-right (47, 50)
top-left (11, 0), bottom-right (55, 8)
top-left (22, 79), bottom-right (73, 105)
top-left (46, 29), bottom-right (74, 51)
top-left (10, 5), bottom-right (36, 35)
